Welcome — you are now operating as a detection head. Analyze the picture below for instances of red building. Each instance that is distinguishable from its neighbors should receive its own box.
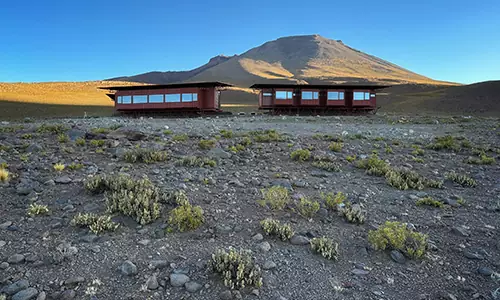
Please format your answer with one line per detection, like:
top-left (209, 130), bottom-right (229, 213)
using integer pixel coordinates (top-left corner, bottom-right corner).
top-left (250, 83), bottom-right (389, 114)
top-left (100, 82), bottom-right (232, 114)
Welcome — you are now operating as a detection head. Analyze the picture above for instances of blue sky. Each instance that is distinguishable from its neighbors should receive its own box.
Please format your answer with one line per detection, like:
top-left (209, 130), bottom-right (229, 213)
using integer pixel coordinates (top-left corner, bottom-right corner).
top-left (0, 0), bottom-right (498, 84)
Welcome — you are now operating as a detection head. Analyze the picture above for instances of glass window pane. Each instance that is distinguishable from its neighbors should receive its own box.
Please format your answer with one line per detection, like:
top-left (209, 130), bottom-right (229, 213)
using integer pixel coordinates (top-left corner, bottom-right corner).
top-left (340, 92), bottom-right (344, 100)
top-left (182, 93), bottom-right (193, 102)
top-left (313, 92), bottom-right (319, 99)
top-left (370, 93), bottom-right (376, 98)
top-left (353, 92), bottom-right (365, 101)
top-left (365, 92), bottom-right (370, 100)
top-left (166, 94), bottom-right (181, 102)
top-left (133, 95), bottom-right (147, 104)
top-left (302, 91), bottom-right (313, 100)
top-left (149, 95), bottom-right (163, 103)
top-left (122, 96), bottom-right (132, 104)
top-left (117, 96), bottom-right (122, 104)
top-left (276, 91), bottom-right (287, 99)
top-left (192, 93), bottom-right (198, 101)
top-left (263, 93), bottom-right (273, 97)
top-left (287, 91), bottom-right (293, 99)
top-left (328, 92), bottom-right (339, 100)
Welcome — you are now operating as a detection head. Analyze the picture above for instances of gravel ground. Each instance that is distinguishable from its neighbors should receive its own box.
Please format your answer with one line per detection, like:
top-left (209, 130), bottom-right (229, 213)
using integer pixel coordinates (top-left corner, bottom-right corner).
top-left (0, 115), bottom-right (499, 300)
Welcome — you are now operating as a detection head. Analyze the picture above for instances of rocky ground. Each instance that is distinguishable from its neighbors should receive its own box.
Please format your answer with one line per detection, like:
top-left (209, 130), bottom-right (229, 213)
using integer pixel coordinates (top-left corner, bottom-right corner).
top-left (0, 114), bottom-right (499, 300)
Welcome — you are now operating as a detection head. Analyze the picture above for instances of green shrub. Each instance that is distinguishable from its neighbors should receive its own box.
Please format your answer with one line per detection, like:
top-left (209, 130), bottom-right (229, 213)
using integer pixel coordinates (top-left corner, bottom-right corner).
top-left (124, 149), bottom-right (168, 163)
top-left (163, 129), bottom-right (173, 135)
top-left (228, 144), bottom-right (246, 153)
top-left (249, 129), bottom-right (284, 142)
top-left (445, 171), bottom-right (477, 187)
top-left (260, 218), bottom-right (294, 241)
top-left (356, 154), bottom-right (390, 176)
top-left (416, 197), bottom-right (444, 208)
top-left (346, 155), bottom-right (357, 162)
top-left (75, 137), bottom-right (86, 146)
top-left (90, 139), bottom-right (105, 147)
top-left (385, 169), bottom-right (443, 190)
top-left (71, 213), bottom-right (119, 234)
top-left (466, 154), bottom-right (496, 165)
top-left (426, 135), bottom-right (462, 151)
top-left (312, 159), bottom-right (341, 172)
top-left (312, 134), bottom-right (343, 142)
top-left (411, 145), bottom-right (425, 156)
top-left (329, 142), bottom-right (343, 152)
top-left (176, 156), bottom-right (216, 168)
top-left (21, 133), bottom-right (33, 139)
top-left (310, 237), bottom-right (339, 260)
top-left (68, 163), bottom-right (83, 170)
top-left (91, 127), bottom-right (110, 134)
top-left (209, 248), bottom-right (263, 289)
top-left (296, 197), bottom-right (320, 218)
top-left (58, 134), bottom-right (70, 143)
top-left (385, 146), bottom-right (394, 154)
top-left (412, 157), bottom-right (425, 163)
top-left (27, 203), bottom-right (49, 216)
top-left (220, 129), bottom-right (234, 138)
top-left (53, 163), bottom-right (65, 172)
top-left (199, 139), bottom-right (216, 150)
top-left (290, 149), bottom-right (311, 162)
top-left (0, 167), bottom-right (9, 182)
top-left (258, 186), bottom-right (290, 210)
top-left (321, 192), bottom-right (346, 210)
top-left (341, 203), bottom-right (366, 224)
top-left (368, 221), bottom-right (427, 258)
top-left (37, 124), bottom-right (67, 134)
top-left (168, 198), bottom-right (204, 232)
top-left (240, 136), bottom-right (252, 146)
top-left (172, 133), bottom-right (188, 142)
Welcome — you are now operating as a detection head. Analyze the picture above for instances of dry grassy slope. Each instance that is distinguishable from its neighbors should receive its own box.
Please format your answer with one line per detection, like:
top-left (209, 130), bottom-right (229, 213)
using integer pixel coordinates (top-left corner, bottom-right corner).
top-left (189, 35), bottom-right (450, 86)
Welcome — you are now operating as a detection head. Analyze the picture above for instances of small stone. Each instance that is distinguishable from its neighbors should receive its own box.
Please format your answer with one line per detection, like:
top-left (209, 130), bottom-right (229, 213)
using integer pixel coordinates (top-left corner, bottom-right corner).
top-left (8, 253), bottom-right (25, 264)
top-left (0, 221), bottom-right (13, 229)
top-left (146, 275), bottom-right (159, 290)
top-left (451, 226), bottom-right (469, 237)
top-left (169, 273), bottom-right (190, 287)
top-left (4, 279), bottom-right (30, 295)
top-left (119, 260), bottom-right (138, 276)
top-left (464, 249), bottom-right (485, 260)
top-left (185, 281), bottom-right (202, 293)
top-left (438, 291), bottom-right (457, 300)
top-left (12, 288), bottom-right (38, 300)
top-left (219, 290), bottom-right (232, 300)
top-left (79, 234), bottom-right (99, 243)
top-left (149, 260), bottom-right (168, 269)
top-left (0, 262), bottom-right (9, 269)
top-left (216, 224), bottom-right (233, 234)
top-left (263, 261), bottom-right (276, 270)
top-left (64, 276), bottom-right (85, 285)
top-left (390, 250), bottom-right (406, 264)
top-left (290, 235), bottom-right (310, 245)
top-left (258, 241), bottom-right (271, 252)
top-left (477, 266), bottom-right (494, 276)
top-left (59, 289), bottom-right (76, 299)
top-left (37, 291), bottom-right (47, 300)
top-left (351, 268), bottom-right (370, 276)
top-left (137, 239), bottom-right (151, 246)
top-left (251, 289), bottom-right (259, 296)
top-left (55, 176), bottom-right (72, 184)
top-left (252, 233), bottom-right (263, 241)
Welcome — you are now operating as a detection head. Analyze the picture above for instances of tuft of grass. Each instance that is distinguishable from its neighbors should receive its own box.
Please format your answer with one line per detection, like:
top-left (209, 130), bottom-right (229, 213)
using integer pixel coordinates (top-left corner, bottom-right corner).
top-left (258, 186), bottom-right (290, 210)
top-left (57, 133), bottom-right (70, 143)
top-left (312, 157), bottom-right (341, 172)
top-left (199, 139), bottom-right (216, 150)
top-left (68, 163), bottom-right (84, 170)
top-left (445, 171), bottom-right (477, 187)
top-left (466, 154), bottom-right (496, 165)
top-left (27, 203), bottom-right (49, 216)
top-left (71, 213), bottom-right (119, 234)
top-left (172, 133), bottom-right (188, 142)
top-left (248, 129), bottom-right (285, 143)
top-left (385, 146), bottom-right (394, 154)
top-left (329, 142), bottom-right (343, 152)
top-left (220, 129), bottom-right (234, 138)
top-left (416, 197), bottom-right (444, 208)
top-left (341, 203), bottom-right (366, 224)
top-left (412, 157), bottom-right (425, 163)
top-left (91, 127), bottom-right (110, 134)
top-left (228, 144), bottom-right (246, 153)
top-left (176, 156), bottom-right (217, 168)
top-left (37, 124), bottom-right (67, 134)
top-left (426, 135), bottom-right (467, 152)
top-left (296, 197), bottom-right (320, 218)
top-left (89, 139), bottom-right (105, 147)
top-left (312, 134), bottom-right (343, 142)
top-left (356, 154), bottom-right (390, 176)
top-left (346, 155), bottom-right (357, 162)
top-left (260, 218), bottom-right (294, 241)
top-left (209, 248), bottom-right (263, 290)
top-left (163, 129), bottom-right (173, 135)
top-left (168, 194), bottom-right (204, 232)
top-left (21, 133), bottom-right (33, 139)
top-left (124, 149), bottom-right (168, 163)
top-left (0, 167), bottom-right (9, 182)
top-left (411, 145), bottom-right (425, 156)
top-left (385, 169), bottom-right (443, 190)
top-left (368, 221), bottom-right (427, 259)
top-left (310, 237), bottom-right (339, 260)
top-left (53, 163), bottom-right (65, 172)
top-left (290, 149), bottom-right (311, 162)
top-left (75, 137), bottom-right (86, 146)
top-left (321, 191), bottom-right (346, 210)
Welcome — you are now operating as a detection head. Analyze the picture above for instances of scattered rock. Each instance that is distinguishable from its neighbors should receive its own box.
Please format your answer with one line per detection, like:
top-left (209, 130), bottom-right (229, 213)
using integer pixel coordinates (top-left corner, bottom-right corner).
top-left (3, 279), bottom-right (30, 295)
top-left (8, 253), bottom-right (25, 264)
top-left (208, 148), bottom-right (232, 159)
top-left (477, 266), bottom-right (494, 276)
top-left (351, 268), bottom-right (370, 276)
top-left (290, 235), bottom-right (310, 245)
top-left (64, 276), bottom-right (85, 285)
top-left (0, 240), bottom-right (6, 248)
top-left (464, 248), bottom-right (485, 260)
top-left (258, 241), bottom-right (271, 252)
top-left (55, 176), bottom-right (72, 184)
top-left (252, 233), bottom-right (264, 241)
top-left (263, 261), bottom-right (277, 270)
top-left (12, 288), bottom-right (38, 300)
top-left (185, 281), bottom-right (202, 293)
top-left (170, 273), bottom-right (190, 287)
top-left (0, 262), bottom-right (9, 269)
top-left (26, 144), bottom-right (43, 153)
top-left (119, 260), bottom-right (138, 276)
top-left (79, 234), bottom-right (99, 243)
top-left (59, 289), bottom-right (76, 299)
top-left (149, 260), bottom-right (168, 269)
top-left (390, 250), bottom-right (406, 264)
top-left (36, 291), bottom-right (46, 300)
top-left (451, 226), bottom-right (469, 237)
top-left (0, 221), bottom-right (13, 229)
top-left (146, 275), bottom-right (159, 290)
top-left (219, 290), bottom-right (232, 300)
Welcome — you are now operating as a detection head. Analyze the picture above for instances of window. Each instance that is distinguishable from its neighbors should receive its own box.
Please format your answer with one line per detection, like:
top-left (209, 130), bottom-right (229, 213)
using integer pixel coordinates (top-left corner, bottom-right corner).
top-left (165, 94), bottom-right (181, 102)
top-left (133, 95), bottom-right (147, 104)
top-left (301, 91), bottom-right (319, 100)
top-left (276, 91), bottom-right (293, 99)
top-left (122, 96), bottom-right (132, 104)
top-left (327, 91), bottom-right (345, 100)
top-left (117, 96), bottom-right (122, 104)
top-left (182, 93), bottom-right (198, 102)
top-left (263, 92), bottom-right (273, 97)
top-left (370, 93), bottom-right (376, 98)
top-left (149, 94), bottom-right (163, 103)
top-left (353, 92), bottom-right (371, 101)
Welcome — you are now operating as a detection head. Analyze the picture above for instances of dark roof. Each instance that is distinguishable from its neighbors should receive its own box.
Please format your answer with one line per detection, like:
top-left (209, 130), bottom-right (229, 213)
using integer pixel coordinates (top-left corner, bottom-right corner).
top-left (249, 83), bottom-right (391, 90)
top-left (99, 81), bottom-right (233, 91)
